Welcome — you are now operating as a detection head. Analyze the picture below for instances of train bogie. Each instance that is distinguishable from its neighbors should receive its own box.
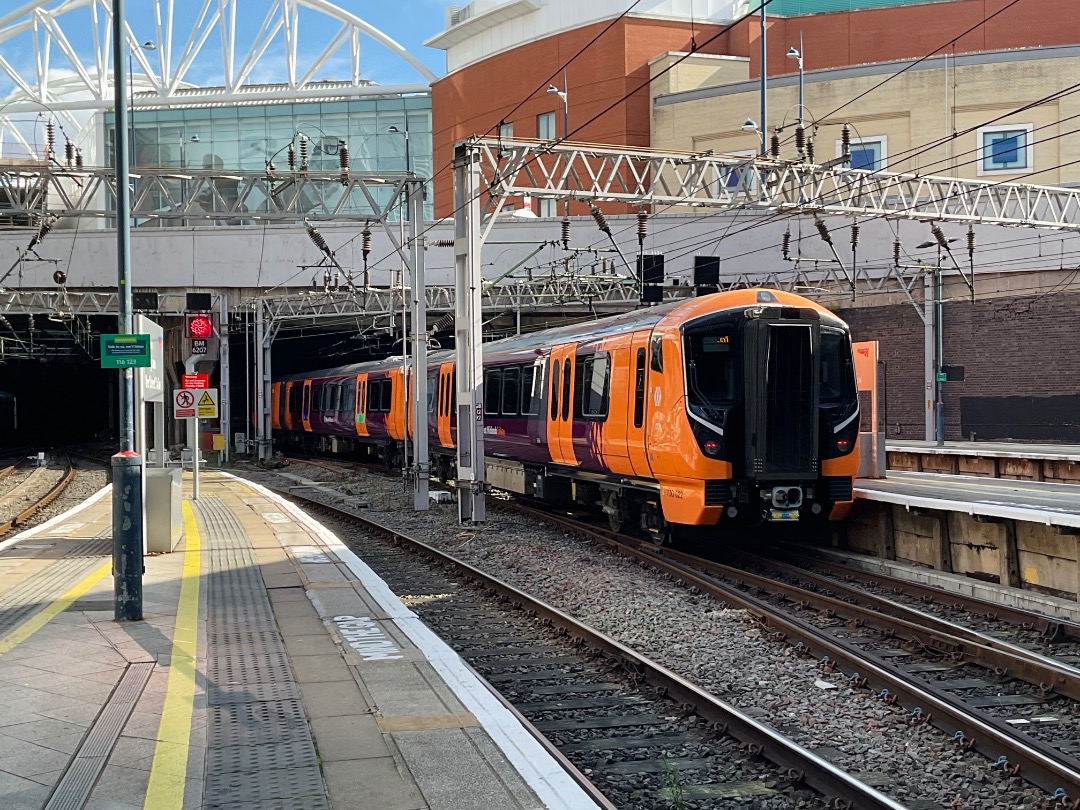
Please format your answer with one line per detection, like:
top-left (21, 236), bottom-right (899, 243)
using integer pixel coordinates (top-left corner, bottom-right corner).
top-left (273, 288), bottom-right (860, 538)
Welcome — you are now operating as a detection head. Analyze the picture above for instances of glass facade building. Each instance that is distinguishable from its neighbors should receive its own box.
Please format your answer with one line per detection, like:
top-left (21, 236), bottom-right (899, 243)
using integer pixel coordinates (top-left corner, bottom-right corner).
top-left (105, 90), bottom-right (433, 222)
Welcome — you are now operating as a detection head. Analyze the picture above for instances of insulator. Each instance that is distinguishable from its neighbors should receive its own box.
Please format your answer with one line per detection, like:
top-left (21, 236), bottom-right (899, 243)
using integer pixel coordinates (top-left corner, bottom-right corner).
top-left (75, 149), bottom-right (83, 170)
top-left (64, 140), bottom-right (74, 167)
top-left (795, 125), bottom-right (806, 153)
top-left (28, 215), bottom-right (56, 250)
top-left (27, 314), bottom-right (34, 331)
top-left (893, 238), bottom-right (901, 266)
top-left (299, 135), bottom-right (309, 169)
top-left (590, 203), bottom-right (610, 235)
top-left (361, 228), bottom-right (372, 263)
top-left (770, 132), bottom-right (780, 159)
top-left (841, 123), bottom-right (851, 154)
top-left (338, 142), bottom-right (350, 172)
top-left (306, 221), bottom-right (331, 256)
top-left (561, 216), bottom-right (571, 248)
top-left (967, 226), bottom-right (975, 257)
top-left (432, 239), bottom-right (455, 248)
top-left (931, 223), bottom-right (948, 248)
top-left (781, 230), bottom-right (792, 261)
top-left (806, 138), bottom-right (815, 164)
top-left (45, 120), bottom-right (55, 161)
top-left (287, 142), bottom-right (296, 171)
top-left (850, 223), bottom-right (860, 249)
top-left (815, 219), bottom-right (833, 246)
top-left (637, 211), bottom-right (648, 245)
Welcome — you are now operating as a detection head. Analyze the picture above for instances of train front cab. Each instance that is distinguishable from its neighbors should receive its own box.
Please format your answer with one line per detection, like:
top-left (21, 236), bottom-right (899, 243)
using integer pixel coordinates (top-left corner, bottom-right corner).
top-left (647, 295), bottom-right (859, 532)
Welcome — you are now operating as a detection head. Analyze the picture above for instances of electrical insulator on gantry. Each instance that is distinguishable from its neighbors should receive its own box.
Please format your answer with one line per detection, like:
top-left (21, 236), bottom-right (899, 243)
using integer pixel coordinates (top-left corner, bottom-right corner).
top-left (782, 230), bottom-right (792, 261)
top-left (770, 132), bottom-right (780, 159)
top-left (287, 142), bottom-right (296, 171)
top-left (806, 137), bottom-right (815, 164)
top-left (299, 135), bottom-right (309, 170)
top-left (45, 120), bottom-right (55, 162)
top-left (361, 227), bottom-right (372, 265)
top-left (338, 141), bottom-right (350, 184)
top-left (590, 204), bottom-right (610, 236)
top-left (637, 211), bottom-right (648, 247)
top-left (893, 238), bottom-right (901, 267)
top-left (814, 218), bottom-right (832, 246)
top-left (561, 216), bottom-right (571, 249)
top-left (841, 123), bottom-right (851, 156)
top-left (967, 226), bottom-right (975, 261)
top-left (850, 223), bottom-right (860, 250)
top-left (795, 125), bottom-right (806, 155)
top-left (64, 140), bottom-right (74, 168)
top-left (75, 148), bottom-right (83, 170)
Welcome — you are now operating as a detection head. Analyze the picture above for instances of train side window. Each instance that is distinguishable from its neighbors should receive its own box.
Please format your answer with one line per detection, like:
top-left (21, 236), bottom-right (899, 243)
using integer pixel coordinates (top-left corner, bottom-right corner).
top-left (312, 384), bottom-right (324, 413)
top-left (633, 348), bottom-right (646, 428)
top-left (550, 359), bottom-right (561, 420)
top-left (451, 372), bottom-right (457, 413)
top-left (520, 365), bottom-right (537, 415)
top-left (277, 386), bottom-right (287, 424)
top-left (484, 369), bottom-right (502, 416)
top-left (427, 374), bottom-right (438, 414)
top-left (302, 385), bottom-right (311, 418)
top-left (561, 358), bottom-right (572, 421)
top-left (582, 353), bottom-right (610, 419)
top-left (340, 382), bottom-right (355, 417)
top-left (330, 384), bottom-right (342, 415)
top-left (289, 384), bottom-right (302, 414)
top-left (380, 378), bottom-right (393, 412)
top-left (650, 335), bottom-right (663, 373)
top-left (501, 367), bottom-right (520, 416)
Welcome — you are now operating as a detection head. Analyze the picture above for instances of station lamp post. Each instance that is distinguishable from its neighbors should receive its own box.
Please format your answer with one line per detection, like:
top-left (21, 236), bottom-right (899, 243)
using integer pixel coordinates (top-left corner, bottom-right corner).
top-left (546, 79), bottom-right (569, 216)
top-left (786, 43), bottom-right (805, 129)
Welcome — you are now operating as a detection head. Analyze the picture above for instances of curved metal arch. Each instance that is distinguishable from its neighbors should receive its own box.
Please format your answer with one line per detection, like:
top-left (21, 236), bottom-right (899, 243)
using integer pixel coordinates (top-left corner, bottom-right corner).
top-left (0, 0), bottom-right (436, 130)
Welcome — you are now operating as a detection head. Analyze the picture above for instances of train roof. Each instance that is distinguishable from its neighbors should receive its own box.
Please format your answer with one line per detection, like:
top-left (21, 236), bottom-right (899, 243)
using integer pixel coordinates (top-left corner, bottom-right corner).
top-left (275, 288), bottom-right (847, 381)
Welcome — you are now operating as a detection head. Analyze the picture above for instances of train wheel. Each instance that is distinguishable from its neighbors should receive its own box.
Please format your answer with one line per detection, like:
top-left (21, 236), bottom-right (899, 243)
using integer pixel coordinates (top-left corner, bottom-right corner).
top-left (602, 490), bottom-right (637, 536)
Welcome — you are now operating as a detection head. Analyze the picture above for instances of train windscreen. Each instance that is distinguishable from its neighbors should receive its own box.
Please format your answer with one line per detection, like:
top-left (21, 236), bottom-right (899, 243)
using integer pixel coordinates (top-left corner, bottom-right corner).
top-left (685, 330), bottom-right (735, 422)
top-left (820, 328), bottom-right (856, 404)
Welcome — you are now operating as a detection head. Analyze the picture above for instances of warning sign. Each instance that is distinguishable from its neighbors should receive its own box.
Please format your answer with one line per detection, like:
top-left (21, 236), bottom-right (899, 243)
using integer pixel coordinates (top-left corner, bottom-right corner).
top-left (173, 389), bottom-right (196, 418)
top-left (173, 387), bottom-right (218, 419)
top-left (196, 388), bottom-right (219, 419)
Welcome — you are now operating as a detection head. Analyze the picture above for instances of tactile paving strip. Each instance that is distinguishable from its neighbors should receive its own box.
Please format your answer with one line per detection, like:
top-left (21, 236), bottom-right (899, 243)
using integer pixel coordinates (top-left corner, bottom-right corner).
top-left (197, 497), bottom-right (329, 810)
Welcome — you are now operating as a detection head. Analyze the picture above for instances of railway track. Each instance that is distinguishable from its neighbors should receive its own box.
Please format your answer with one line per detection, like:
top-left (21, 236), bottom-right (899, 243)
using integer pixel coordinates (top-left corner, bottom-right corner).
top-left (500, 501), bottom-right (1080, 802)
top-left (0, 454), bottom-right (76, 539)
top-left (255, 473), bottom-right (904, 810)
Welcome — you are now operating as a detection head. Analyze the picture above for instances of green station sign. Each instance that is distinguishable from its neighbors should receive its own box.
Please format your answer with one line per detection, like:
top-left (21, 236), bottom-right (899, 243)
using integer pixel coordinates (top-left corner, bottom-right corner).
top-left (100, 333), bottom-right (151, 369)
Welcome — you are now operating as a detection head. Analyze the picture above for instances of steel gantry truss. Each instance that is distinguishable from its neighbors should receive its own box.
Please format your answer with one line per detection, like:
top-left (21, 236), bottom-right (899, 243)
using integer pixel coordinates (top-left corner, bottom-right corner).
top-left (0, 164), bottom-right (416, 224)
top-left (451, 137), bottom-right (1080, 523)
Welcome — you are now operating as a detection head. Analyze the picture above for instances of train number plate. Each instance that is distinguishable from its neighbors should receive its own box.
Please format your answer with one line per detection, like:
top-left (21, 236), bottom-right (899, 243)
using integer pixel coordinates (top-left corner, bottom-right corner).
top-left (769, 509), bottom-right (800, 522)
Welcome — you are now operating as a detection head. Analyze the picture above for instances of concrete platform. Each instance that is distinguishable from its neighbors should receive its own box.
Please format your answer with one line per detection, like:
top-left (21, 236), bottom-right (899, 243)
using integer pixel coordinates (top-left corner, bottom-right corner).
top-left (886, 440), bottom-right (1080, 483)
top-left (857, 471), bottom-right (1080, 528)
top-left (0, 472), bottom-right (599, 810)
top-left (887, 440), bottom-right (1080, 461)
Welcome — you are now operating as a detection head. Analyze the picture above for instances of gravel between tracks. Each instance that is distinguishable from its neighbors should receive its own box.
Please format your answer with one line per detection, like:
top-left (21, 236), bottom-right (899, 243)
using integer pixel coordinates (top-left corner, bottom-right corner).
top-left (244, 461), bottom-right (1049, 810)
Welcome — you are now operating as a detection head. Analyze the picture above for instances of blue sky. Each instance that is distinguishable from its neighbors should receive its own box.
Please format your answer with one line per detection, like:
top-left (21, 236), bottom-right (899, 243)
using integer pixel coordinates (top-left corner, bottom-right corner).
top-left (1, 1), bottom-right (452, 96)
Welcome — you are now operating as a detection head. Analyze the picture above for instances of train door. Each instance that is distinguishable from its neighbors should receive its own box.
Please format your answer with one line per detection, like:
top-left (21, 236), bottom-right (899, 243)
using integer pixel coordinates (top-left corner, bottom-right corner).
top-left (355, 374), bottom-right (369, 437)
top-left (545, 344), bottom-right (578, 467)
top-left (270, 384), bottom-right (281, 431)
top-left (626, 332), bottom-right (652, 477)
top-left (387, 369), bottom-right (405, 441)
top-left (301, 380), bottom-right (312, 432)
top-left (437, 364), bottom-right (454, 448)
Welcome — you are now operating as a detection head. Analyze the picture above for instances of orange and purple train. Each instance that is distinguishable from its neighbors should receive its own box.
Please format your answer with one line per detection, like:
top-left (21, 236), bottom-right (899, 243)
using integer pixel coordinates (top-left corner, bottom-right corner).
top-left (272, 289), bottom-right (860, 538)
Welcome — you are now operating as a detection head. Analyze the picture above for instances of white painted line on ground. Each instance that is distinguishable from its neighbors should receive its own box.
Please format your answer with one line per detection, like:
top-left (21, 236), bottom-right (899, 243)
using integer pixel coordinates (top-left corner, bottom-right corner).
top-left (0, 483), bottom-right (112, 554)
top-left (218, 471), bottom-right (602, 810)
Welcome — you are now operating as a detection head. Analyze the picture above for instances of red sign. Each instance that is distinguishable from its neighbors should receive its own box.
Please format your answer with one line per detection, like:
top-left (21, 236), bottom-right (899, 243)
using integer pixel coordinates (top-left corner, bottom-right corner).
top-left (182, 373), bottom-right (209, 389)
top-left (186, 314), bottom-right (213, 339)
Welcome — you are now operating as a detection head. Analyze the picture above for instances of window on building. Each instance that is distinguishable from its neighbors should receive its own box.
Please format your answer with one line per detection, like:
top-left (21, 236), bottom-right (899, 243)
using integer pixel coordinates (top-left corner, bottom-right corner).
top-left (978, 124), bottom-right (1033, 175)
top-left (838, 137), bottom-right (887, 171)
top-left (537, 112), bottom-right (556, 140)
top-left (499, 121), bottom-right (514, 140)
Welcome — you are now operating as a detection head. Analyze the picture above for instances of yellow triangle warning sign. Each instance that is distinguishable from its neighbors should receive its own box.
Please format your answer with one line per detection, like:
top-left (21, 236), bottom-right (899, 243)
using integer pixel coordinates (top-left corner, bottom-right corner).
top-left (198, 391), bottom-right (215, 406)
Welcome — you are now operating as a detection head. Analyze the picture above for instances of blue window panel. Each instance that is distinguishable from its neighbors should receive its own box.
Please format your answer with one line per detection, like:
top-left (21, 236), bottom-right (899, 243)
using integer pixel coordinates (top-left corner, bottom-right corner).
top-left (850, 144), bottom-right (880, 170)
top-left (984, 130), bottom-right (1026, 170)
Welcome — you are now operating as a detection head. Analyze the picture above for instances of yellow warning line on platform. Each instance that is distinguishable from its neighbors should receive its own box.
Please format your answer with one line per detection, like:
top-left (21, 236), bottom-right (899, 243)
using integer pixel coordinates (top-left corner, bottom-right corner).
top-left (0, 560), bottom-right (111, 658)
top-left (143, 501), bottom-right (201, 810)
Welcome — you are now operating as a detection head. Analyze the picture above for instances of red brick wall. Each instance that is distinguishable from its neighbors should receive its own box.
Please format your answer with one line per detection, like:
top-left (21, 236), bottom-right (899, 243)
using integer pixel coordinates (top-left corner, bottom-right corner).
top-left (835, 289), bottom-right (1080, 442)
top-left (431, 18), bottom-right (741, 217)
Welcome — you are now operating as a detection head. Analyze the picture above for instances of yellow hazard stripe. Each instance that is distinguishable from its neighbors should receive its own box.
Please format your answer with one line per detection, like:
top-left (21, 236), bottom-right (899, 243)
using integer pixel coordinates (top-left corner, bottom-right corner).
top-left (143, 501), bottom-right (202, 810)
top-left (0, 560), bottom-right (111, 657)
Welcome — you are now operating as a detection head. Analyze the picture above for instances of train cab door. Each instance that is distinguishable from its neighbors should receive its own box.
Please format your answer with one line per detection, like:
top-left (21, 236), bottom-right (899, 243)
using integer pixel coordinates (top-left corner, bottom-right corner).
top-left (355, 373), bottom-right (369, 437)
top-left (545, 344), bottom-right (578, 467)
top-left (626, 332), bottom-right (652, 477)
top-left (301, 380), bottom-right (312, 432)
top-left (270, 384), bottom-right (281, 431)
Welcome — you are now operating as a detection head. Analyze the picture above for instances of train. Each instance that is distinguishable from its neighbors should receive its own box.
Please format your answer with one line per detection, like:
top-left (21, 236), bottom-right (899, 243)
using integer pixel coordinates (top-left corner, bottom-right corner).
top-left (271, 289), bottom-right (860, 540)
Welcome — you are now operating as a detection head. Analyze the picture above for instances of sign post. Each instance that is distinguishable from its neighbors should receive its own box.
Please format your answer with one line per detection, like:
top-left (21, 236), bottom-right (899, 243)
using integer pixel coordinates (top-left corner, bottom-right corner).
top-left (100, 334), bottom-right (151, 369)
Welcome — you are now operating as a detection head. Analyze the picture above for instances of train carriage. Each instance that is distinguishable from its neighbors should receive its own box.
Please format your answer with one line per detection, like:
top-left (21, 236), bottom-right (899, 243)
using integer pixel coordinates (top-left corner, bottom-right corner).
top-left (273, 289), bottom-right (860, 539)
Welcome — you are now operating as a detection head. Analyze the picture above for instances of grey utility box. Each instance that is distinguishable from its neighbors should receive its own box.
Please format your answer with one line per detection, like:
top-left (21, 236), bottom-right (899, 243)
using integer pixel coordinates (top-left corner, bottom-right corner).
top-left (146, 467), bottom-right (184, 552)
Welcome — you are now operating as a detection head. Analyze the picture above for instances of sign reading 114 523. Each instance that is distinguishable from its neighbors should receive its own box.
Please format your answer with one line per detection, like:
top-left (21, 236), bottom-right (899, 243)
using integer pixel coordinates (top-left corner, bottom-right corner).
top-left (100, 334), bottom-right (151, 369)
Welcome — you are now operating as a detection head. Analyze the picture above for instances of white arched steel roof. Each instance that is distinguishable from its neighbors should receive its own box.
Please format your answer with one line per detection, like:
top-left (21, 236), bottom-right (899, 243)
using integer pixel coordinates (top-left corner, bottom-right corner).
top-left (0, 0), bottom-right (438, 156)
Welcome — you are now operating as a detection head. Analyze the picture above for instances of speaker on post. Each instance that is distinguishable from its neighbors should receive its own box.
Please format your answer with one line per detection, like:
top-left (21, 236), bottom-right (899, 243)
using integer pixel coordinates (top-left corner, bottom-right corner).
top-left (693, 256), bottom-right (720, 296)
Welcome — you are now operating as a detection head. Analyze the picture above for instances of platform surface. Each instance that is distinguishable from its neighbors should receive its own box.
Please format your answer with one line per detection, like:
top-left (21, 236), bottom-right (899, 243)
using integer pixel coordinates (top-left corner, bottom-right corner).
top-left (857, 471), bottom-right (1080, 526)
top-left (0, 472), bottom-right (597, 810)
top-left (887, 439), bottom-right (1080, 461)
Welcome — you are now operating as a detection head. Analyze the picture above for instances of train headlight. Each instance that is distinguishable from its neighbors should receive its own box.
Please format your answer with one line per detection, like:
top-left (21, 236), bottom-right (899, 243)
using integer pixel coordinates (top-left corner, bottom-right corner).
top-left (703, 439), bottom-right (721, 457)
top-left (836, 437), bottom-right (851, 454)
